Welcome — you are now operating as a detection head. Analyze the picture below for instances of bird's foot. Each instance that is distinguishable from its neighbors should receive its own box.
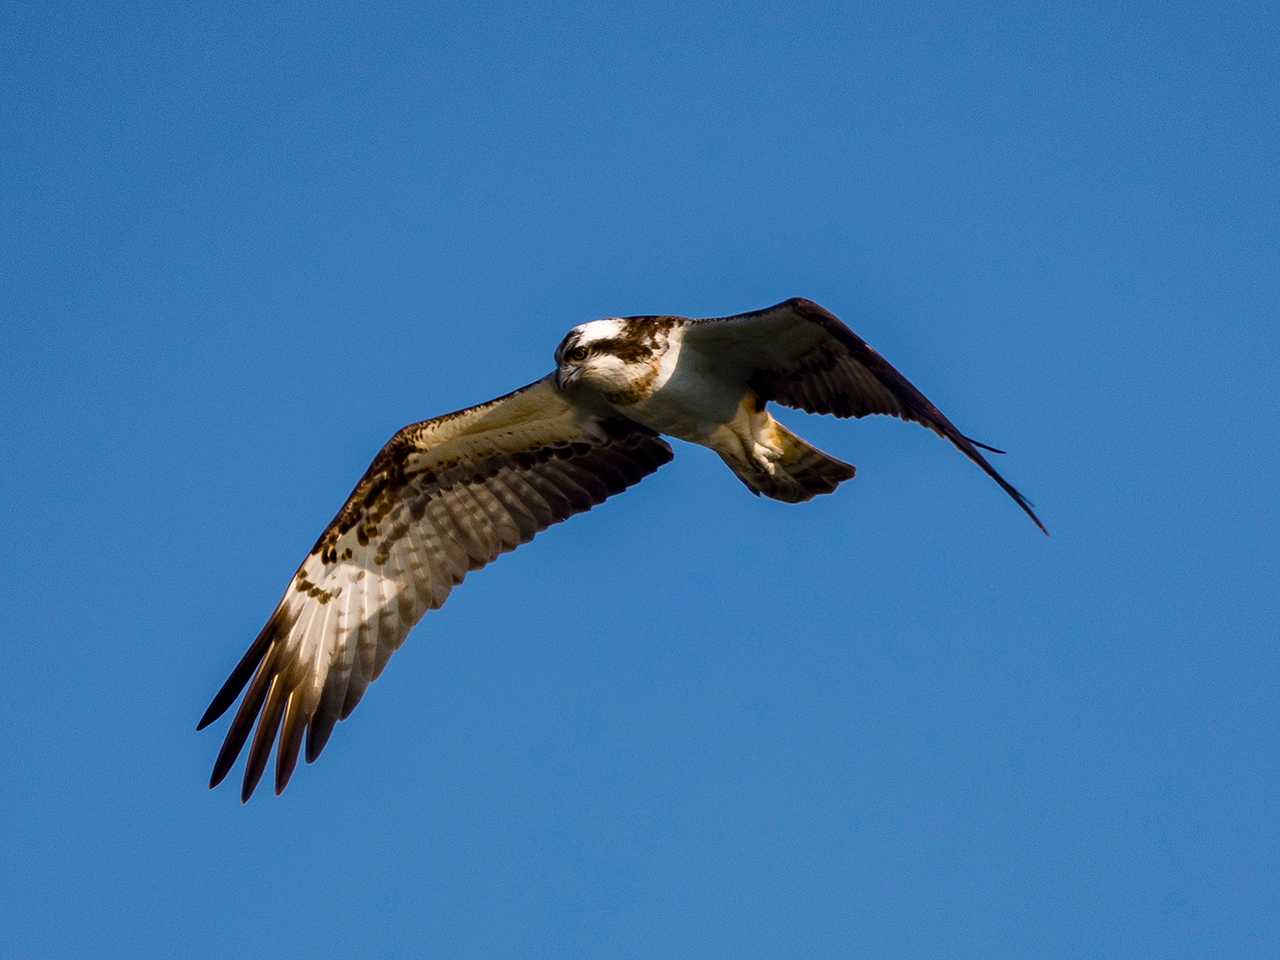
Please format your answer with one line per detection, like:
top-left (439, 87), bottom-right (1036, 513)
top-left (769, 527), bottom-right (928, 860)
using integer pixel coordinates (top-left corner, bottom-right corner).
top-left (749, 440), bottom-right (783, 475)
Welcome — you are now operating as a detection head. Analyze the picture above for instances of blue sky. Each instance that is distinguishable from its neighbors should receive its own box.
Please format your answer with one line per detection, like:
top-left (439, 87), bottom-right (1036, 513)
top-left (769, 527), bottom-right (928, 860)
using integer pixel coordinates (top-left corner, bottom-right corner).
top-left (3, 2), bottom-right (1277, 957)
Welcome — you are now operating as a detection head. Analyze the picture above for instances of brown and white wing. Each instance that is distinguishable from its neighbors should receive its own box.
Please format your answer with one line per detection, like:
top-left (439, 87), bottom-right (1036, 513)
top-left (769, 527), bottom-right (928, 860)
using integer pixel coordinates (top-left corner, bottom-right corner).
top-left (684, 298), bottom-right (1046, 534)
top-left (198, 375), bottom-right (673, 801)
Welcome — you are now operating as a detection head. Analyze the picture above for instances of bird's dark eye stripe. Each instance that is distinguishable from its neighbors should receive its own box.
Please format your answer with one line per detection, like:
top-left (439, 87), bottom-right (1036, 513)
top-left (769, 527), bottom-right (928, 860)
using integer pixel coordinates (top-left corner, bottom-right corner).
top-left (582, 337), bottom-right (652, 363)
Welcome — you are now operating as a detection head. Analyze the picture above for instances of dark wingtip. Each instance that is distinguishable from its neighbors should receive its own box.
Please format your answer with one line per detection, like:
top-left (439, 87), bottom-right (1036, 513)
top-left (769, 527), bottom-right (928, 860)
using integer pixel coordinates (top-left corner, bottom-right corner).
top-left (1012, 491), bottom-right (1050, 536)
top-left (1034, 509), bottom-right (1050, 536)
top-left (963, 434), bottom-right (1007, 455)
top-left (950, 433), bottom-right (1048, 536)
top-left (196, 703), bottom-right (220, 732)
top-left (208, 759), bottom-right (232, 790)
top-left (241, 768), bottom-right (264, 804)
top-left (197, 610), bottom-right (283, 733)
top-left (305, 721), bottom-right (334, 765)
top-left (197, 686), bottom-right (239, 732)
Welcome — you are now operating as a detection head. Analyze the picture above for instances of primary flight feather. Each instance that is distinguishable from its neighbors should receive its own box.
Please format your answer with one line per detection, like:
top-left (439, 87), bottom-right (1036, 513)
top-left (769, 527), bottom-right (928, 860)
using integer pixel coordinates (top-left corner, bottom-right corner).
top-left (199, 297), bottom-right (1046, 801)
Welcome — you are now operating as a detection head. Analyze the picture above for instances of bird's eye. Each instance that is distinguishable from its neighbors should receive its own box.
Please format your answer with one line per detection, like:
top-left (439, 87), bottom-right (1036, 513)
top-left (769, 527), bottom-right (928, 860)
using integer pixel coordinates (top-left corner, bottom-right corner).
top-left (567, 346), bottom-right (589, 362)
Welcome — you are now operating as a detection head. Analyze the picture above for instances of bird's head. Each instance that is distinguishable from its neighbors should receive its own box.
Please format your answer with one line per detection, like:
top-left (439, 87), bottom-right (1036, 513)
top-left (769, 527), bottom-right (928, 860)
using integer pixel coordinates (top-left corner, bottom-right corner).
top-left (554, 318), bottom-right (662, 396)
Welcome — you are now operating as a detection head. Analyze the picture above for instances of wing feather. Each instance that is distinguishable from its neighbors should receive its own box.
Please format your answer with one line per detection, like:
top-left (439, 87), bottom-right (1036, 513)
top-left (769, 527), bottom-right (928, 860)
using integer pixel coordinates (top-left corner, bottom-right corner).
top-left (686, 298), bottom-right (1046, 534)
top-left (305, 587), bottom-right (354, 764)
top-left (199, 376), bottom-right (673, 799)
top-left (242, 673), bottom-right (287, 802)
top-left (275, 690), bottom-right (307, 796)
top-left (355, 568), bottom-right (379, 688)
top-left (484, 473), bottom-right (540, 541)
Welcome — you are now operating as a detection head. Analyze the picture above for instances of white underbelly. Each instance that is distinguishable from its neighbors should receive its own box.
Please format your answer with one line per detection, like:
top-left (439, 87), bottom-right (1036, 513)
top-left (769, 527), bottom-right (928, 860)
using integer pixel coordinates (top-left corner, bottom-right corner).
top-left (623, 366), bottom-right (748, 445)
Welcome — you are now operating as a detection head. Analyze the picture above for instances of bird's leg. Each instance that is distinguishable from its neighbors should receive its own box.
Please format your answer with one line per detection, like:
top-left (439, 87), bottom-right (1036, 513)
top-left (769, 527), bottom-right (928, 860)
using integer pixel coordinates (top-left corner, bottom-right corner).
top-left (739, 409), bottom-right (785, 476)
top-left (702, 398), bottom-right (786, 476)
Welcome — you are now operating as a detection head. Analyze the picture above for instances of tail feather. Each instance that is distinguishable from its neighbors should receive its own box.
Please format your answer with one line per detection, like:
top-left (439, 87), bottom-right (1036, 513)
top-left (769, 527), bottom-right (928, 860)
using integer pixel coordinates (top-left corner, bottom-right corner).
top-left (720, 421), bottom-right (855, 503)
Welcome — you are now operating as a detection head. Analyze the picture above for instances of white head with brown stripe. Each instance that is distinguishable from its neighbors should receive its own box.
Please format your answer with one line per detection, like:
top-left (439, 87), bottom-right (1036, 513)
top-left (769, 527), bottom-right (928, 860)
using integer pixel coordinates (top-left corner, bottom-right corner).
top-left (554, 317), bottom-right (674, 404)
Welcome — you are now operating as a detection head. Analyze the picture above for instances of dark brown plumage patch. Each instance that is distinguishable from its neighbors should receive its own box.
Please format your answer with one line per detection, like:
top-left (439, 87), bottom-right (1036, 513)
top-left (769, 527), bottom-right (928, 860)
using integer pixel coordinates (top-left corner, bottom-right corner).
top-left (578, 337), bottom-right (637, 362)
top-left (621, 314), bottom-right (679, 339)
top-left (602, 370), bottom-right (658, 406)
top-left (294, 574), bottom-right (333, 603)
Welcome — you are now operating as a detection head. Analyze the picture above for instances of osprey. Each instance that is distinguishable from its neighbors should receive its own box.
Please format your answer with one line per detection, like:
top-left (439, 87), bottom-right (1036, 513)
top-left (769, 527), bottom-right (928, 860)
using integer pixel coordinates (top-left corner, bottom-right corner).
top-left (199, 297), bottom-right (1045, 800)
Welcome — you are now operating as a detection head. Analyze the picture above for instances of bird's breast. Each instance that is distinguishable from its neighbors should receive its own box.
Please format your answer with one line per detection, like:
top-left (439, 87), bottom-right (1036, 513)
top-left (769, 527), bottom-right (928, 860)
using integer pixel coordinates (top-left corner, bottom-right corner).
top-left (620, 336), bottom-right (747, 444)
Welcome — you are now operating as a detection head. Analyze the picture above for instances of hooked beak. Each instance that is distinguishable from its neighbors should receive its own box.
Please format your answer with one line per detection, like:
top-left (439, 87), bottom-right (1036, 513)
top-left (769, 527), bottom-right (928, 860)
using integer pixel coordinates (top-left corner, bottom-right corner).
top-left (556, 366), bottom-right (581, 391)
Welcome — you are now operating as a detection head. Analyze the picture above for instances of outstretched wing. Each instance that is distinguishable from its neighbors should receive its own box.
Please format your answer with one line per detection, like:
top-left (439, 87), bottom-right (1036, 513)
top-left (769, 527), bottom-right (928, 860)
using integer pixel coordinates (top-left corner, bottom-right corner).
top-left (684, 298), bottom-right (1047, 534)
top-left (198, 376), bottom-right (673, 801)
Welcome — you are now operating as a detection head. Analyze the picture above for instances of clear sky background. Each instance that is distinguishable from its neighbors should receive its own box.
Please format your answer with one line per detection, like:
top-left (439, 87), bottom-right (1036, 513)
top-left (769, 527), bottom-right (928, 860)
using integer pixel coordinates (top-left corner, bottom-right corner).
top-left (3, 3), bottom-right (1277, 957)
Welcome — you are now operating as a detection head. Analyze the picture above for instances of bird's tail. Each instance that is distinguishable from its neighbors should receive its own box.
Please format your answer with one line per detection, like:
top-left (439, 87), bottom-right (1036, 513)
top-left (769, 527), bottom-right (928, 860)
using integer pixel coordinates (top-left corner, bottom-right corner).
top-left (719, 420), bottom-right (855, 504)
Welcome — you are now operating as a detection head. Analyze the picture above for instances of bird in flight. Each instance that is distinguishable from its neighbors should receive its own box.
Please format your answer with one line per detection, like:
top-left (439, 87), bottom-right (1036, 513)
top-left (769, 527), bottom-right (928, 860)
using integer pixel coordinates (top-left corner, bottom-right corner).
top-left (199, 297), bottom-right (1046, 801)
